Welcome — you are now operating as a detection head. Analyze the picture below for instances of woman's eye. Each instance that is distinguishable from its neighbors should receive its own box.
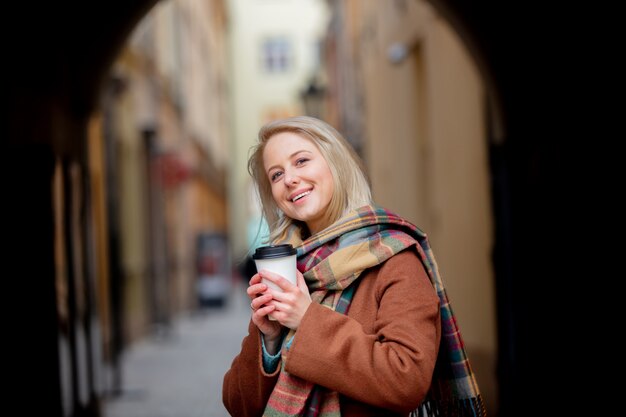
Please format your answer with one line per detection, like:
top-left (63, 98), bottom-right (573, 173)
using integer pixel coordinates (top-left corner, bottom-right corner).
top-left (270, 171), bottom-right (282, 182)
top-left (295, 158), bottom-right (309, 166)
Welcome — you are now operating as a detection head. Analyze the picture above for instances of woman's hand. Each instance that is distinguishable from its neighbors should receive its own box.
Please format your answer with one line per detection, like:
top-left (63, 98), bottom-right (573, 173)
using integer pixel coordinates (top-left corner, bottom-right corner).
top-left (260, 269), bottom-right (311, 330)
top-left (248, 273), bottom-right (282, 346)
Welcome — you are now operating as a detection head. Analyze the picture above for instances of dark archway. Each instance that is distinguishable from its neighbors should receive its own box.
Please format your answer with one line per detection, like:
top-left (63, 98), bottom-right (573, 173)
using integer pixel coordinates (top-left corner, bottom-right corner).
top-left (422, 3), bottom-right (591, 416)
top-left (4, 2), bottom-right (159, 415)
top-left (3, 1), bottom-right (596, 416)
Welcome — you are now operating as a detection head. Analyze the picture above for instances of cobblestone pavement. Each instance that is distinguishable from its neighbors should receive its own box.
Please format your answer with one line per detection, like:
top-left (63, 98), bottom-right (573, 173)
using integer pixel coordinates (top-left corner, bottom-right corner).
top-left (103, 286), bottom-right (251, 417)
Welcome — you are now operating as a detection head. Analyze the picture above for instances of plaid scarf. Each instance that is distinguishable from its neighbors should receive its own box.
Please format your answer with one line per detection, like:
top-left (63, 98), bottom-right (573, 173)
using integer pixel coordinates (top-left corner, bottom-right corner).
top-left (262, 205), bottom-right (486, 417)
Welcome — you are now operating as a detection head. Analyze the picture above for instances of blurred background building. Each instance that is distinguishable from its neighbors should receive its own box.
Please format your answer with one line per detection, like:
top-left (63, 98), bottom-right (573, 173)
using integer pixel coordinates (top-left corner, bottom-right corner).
top-left (87, 0), bottom-right (232, 401)
top-left (227, 0), bottom-right (329, 262)
top-left (322, 0), bottom-right (497, 409)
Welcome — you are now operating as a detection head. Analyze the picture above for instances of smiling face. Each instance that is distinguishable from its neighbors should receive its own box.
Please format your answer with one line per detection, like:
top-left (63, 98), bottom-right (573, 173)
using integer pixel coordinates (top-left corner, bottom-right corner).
top-left (263, 131), bottom-right (335, 235)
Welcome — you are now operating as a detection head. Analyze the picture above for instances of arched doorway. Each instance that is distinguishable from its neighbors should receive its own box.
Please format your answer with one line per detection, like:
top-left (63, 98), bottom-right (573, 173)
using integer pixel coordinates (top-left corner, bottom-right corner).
top-left (4, 0), bottom-right (586, 416)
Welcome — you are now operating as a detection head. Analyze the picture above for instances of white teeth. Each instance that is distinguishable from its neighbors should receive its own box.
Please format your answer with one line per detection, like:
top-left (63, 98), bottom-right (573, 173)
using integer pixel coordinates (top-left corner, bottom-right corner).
top-left (292, 191), bottom-right (311, 202)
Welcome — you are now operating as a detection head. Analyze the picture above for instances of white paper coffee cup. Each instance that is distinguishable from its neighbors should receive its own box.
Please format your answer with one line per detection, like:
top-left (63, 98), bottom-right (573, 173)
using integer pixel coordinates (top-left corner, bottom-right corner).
top-left (252, 244), bottom-right (297, 320)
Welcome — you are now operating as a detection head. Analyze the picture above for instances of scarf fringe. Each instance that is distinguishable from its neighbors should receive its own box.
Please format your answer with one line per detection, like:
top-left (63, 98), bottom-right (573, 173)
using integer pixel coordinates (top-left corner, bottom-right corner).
top-left (411, 395), bottom-right (487, 417)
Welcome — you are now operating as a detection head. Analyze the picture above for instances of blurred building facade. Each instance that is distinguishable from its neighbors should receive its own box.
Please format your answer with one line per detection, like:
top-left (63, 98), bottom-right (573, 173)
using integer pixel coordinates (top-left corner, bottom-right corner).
top-left (322, 0), bottom-right (497, 413)
top-left (85, 0), bottom-right (231, 400)
top-left (226, 0), bottom-right (329, 261)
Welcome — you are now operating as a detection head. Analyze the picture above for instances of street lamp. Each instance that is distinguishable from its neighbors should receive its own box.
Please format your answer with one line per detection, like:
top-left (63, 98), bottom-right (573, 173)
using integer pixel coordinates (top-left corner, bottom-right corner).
top-left (300, 78), bottom-right (326, 119)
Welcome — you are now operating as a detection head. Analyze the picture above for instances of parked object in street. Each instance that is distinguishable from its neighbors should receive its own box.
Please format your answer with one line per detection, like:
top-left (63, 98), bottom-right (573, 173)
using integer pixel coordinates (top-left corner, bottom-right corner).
top-left (196, 232), bottom-right (231, 308)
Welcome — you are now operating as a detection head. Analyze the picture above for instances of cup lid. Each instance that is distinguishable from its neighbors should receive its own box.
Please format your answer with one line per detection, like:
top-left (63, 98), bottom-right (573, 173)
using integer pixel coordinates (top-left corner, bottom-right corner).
top-left (252, 244), bottom-right (296, 259)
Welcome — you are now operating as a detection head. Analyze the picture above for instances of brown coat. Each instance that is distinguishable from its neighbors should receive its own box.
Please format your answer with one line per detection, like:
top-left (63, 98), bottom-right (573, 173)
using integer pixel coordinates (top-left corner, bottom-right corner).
top-left (222, 248), bottom-right (441, 417)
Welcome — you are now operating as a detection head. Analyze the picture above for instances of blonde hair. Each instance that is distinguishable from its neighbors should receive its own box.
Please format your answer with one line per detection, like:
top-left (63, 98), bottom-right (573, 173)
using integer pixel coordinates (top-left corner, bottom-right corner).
top-left (248, 116), bottom-right (372, 242)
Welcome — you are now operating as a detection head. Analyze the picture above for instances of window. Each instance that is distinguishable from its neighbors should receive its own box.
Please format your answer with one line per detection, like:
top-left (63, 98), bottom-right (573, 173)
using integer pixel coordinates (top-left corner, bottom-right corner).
top-left (261, 37), bottom-right (292, 73)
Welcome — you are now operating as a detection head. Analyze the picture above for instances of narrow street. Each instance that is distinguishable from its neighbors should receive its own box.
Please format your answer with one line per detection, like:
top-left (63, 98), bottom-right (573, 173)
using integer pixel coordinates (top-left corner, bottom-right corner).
top-left (103, 284), bottom-right (250, 417)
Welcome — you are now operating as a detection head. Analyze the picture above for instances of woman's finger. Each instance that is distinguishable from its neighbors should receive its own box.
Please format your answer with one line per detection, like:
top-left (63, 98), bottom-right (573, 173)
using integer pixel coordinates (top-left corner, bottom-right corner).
top-left (247, 281), bottom-right (268, 299)
top-left (296, 270), bottom-right (311, 300)
top-left (258, 269), bottom-right (294, 292)
top-left (250, 293), bottom-right (273, 310)
top-left (248, 273), bottom-right (262, 286)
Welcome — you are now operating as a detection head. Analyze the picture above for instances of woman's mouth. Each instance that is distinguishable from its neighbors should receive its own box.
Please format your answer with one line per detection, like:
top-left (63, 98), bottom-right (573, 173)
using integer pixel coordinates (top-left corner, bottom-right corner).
top-left (291, 190), bottom-right (311, 202)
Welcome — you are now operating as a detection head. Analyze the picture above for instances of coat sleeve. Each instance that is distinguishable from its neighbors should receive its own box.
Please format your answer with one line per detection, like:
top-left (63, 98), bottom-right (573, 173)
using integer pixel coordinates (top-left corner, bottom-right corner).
top-left (282, 249), bottom-right (441, 413)
top-left (222, 320), bottom-right (281, 417)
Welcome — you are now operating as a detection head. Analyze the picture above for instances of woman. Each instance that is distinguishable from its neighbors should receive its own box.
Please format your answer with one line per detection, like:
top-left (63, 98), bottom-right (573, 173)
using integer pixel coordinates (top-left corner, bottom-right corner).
top-left (223, 116), bottom-right (485, 417)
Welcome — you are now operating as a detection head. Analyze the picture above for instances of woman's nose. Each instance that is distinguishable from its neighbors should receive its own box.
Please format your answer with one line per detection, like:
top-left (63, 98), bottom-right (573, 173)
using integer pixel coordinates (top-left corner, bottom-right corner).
top-left (284, 171), bottom-right (300, 186)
